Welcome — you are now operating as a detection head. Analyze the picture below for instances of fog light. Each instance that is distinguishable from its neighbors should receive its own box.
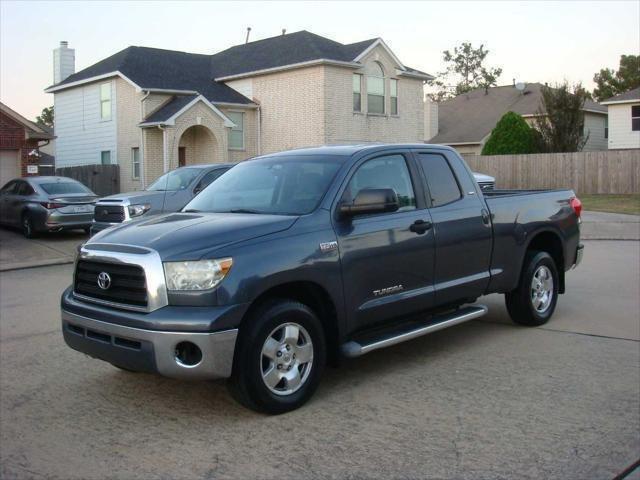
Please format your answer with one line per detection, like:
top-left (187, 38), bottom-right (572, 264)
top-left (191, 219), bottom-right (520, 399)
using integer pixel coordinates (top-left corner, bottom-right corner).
top-left (174, 341), bottom-right (202, 367)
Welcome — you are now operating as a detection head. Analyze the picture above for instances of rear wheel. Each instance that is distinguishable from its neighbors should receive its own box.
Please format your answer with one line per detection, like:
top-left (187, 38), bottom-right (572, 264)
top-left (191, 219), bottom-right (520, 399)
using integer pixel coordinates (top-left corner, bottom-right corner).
top-left (506, 250), bottom-right (559, 326)
top-left (21, 213), bottom-right (36, 239)
top-left (228, 299), bottom-right (326, 414)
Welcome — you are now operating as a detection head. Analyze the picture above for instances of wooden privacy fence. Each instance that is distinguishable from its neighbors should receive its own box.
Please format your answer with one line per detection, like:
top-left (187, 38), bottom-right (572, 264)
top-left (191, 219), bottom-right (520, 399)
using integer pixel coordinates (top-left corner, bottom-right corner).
top-left (462, 150), bottom-right (640, 194)
top-left (55, 164), bottom-right (120, 196)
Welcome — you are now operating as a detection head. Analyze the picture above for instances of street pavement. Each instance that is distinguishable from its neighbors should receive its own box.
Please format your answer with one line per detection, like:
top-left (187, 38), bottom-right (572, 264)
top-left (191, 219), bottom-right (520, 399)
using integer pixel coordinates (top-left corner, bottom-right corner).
top-left (581, 211), bottom-right (640, 241)
top-left (0, 240), bottom-right (638, 479)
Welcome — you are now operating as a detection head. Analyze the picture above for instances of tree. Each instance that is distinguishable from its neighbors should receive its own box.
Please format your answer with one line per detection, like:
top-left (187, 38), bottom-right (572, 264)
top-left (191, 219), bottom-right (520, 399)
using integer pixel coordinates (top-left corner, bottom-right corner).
top-left (481, 112), bottom-right (538, 155)
top-left (592, 55), bottom-right (640, 101)
top-left (35, 106), bottom-right (54, 128)
top-left (534, 82), bottom-right (589, 153)
top-left (428, 42), bottom-right (502, 100)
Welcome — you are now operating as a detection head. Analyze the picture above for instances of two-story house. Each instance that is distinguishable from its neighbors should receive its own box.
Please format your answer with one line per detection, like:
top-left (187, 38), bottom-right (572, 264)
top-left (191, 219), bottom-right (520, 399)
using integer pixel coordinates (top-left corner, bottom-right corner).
top-left (45, 31), bottom-right (433, 192)
top-left (600, 87), bottom-right (640, 150)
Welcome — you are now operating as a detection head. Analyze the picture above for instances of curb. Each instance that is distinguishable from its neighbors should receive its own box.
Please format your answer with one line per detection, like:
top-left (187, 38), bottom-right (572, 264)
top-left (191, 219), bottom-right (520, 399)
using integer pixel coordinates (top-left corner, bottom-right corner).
top-left (0, 257), bottom-right (75, 273)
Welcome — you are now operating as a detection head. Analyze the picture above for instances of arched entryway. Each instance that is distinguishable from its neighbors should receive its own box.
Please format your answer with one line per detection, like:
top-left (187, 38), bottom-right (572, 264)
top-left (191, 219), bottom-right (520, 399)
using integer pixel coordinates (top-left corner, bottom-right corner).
top-left (177, 125), bottom-right (218, 167)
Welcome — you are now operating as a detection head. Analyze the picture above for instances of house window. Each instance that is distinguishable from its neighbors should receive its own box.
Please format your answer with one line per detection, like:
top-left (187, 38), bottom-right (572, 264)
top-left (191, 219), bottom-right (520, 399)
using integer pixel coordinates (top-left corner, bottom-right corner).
top-left (100, 82), bottom-right (111, 120)
top-left (101, 150), bottom-right (111, 165)
top-left (632, 105), bottom-right (640, 131)
top-left (131, 147), bottom-right (140, 179)
top-left (366, 62), bottom-right (385, 114)
top-left (227, 111), bottom-right (244, 149)
top-left (390, 79), bottom-right (398, 115)
top-left (353, 74), bottom-right (362, 112)
top-left (605, 116), bottom-right (608, 139)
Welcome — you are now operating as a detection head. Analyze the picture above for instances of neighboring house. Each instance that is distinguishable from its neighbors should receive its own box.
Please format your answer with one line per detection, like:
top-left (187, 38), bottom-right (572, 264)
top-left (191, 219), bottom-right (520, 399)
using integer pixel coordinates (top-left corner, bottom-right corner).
top-left (0, 102), bottom-right (54, 186)
top-left (600, 87), bottom-right (640, 150)
top-left (428, 83), bottom-right (608, 155)
top-left (44, 32), bottom-right (434, 192)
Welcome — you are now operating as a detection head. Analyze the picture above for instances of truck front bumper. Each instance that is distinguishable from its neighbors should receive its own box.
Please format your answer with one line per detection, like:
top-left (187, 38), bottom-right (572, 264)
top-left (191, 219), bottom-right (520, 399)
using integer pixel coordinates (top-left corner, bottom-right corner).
top-left (62, 310), bottom-right (237, 379)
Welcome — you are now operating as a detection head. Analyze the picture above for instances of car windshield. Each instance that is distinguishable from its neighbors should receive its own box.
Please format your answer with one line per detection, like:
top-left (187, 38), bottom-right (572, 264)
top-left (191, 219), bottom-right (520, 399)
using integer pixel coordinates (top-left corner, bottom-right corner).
top-left (147, 168), bottom-right (201, 191)
top-left (40, 182), bottom-right (92, 195)
top-left (184, 156), bottom-right (342, 215)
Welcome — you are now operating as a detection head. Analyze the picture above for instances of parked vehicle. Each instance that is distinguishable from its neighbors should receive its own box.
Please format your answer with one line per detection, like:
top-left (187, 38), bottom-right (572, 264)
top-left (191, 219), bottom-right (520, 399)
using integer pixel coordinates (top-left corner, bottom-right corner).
top-left (473, 172), bottom-right (495, 191)
top-left (0, 176), bottom-right (98, 237)
top-left (61, 144), bottom-right (583, 413)
top-left (90, 163), bottom-right (234, 235)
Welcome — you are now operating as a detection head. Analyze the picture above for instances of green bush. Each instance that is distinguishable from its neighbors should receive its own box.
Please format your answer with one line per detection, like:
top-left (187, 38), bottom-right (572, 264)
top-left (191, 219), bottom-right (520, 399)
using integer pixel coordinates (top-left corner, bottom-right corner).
top-left (481, 111), bottom-right (538, 155)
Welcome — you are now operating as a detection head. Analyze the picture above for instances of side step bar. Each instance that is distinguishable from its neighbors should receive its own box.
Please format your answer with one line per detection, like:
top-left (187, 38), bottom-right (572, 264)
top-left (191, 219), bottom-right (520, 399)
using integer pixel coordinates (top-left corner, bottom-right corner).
top-left (341, 305), bottom-right (488, 358)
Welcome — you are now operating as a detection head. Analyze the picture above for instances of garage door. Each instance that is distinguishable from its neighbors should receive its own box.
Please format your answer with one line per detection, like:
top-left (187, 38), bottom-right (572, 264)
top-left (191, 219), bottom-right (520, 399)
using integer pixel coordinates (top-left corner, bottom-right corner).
top-left (0, 150), bottom-right (20, 188)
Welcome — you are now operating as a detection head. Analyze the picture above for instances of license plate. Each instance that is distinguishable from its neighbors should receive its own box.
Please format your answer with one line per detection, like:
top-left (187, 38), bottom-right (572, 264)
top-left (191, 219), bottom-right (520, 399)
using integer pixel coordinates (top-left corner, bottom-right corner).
top-left (73, 205), bottom-right (92, 213)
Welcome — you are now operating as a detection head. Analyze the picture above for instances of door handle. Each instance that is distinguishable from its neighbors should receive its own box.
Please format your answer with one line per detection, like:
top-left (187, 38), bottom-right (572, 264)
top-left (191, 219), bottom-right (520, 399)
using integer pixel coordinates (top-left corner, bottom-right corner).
top-left (410, 219), bottom-right (432, 234)
top-left (481, 209), bottom-right (491, 226)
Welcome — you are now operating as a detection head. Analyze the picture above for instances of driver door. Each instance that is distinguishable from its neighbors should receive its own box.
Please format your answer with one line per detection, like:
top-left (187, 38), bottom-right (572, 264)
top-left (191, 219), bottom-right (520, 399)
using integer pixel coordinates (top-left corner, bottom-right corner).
top-left (333, 152), bottom-right (436, 334)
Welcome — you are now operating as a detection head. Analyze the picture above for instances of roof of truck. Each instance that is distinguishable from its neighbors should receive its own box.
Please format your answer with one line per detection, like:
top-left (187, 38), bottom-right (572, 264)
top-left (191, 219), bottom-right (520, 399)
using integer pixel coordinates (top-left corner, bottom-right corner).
top-left (256, 143), bottom-right (456, 158)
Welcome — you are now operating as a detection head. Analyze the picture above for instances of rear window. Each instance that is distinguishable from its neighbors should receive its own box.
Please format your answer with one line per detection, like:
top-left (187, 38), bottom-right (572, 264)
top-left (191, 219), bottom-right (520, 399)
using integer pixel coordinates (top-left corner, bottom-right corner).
top-left (417, 153), bottom-right (461, 207)
top-left (40, 182), bottom-right (91, 195)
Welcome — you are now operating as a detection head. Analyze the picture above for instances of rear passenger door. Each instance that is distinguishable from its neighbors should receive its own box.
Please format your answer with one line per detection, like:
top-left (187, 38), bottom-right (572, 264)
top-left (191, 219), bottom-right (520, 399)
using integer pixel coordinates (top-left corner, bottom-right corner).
top-left (413, 150), bottom-right (492, 306)
top-left (334, 151), bottom-right (436, 333)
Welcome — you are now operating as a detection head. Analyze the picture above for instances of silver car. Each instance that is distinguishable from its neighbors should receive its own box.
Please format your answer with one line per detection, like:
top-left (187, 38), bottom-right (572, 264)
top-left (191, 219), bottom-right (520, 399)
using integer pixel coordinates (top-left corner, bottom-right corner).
top-left (473, 172), bottom-right (495, 191)
top-left (0, 176), bottom-right (98, 238)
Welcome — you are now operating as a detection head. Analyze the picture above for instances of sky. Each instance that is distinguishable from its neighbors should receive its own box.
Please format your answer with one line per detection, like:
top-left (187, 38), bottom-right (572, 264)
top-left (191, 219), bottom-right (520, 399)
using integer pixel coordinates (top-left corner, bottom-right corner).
top-left (1, 0), bottom-right (638, 120)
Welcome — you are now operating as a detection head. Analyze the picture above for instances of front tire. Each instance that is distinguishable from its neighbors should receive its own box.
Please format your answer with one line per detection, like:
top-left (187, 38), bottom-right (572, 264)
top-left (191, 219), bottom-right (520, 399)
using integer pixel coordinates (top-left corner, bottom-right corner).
top-left (228, 299), bottom-right (326, 414)
top-left (505, 250), bottom-right (559, 326)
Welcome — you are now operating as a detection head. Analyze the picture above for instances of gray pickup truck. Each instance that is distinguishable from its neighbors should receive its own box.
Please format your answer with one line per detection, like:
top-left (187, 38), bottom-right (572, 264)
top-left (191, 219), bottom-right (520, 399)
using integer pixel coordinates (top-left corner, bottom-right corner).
top-left (61, 144), bottom-right (583, 413)
top-left (91, 163), bottom-right (233, 235)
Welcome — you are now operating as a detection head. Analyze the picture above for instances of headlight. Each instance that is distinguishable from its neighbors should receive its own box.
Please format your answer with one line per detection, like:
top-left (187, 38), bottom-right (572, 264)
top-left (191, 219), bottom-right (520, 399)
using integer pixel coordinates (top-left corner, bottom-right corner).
top-left (128, 204), bottom-right (151, 217)
top-left (163, 258), bottom-right (233, 291)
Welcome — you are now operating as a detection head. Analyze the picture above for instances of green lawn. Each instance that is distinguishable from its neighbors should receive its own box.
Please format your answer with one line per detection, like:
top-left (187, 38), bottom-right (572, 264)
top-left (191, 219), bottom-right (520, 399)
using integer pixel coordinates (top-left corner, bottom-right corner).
top-left (579, 194), bottom-right (640, 215)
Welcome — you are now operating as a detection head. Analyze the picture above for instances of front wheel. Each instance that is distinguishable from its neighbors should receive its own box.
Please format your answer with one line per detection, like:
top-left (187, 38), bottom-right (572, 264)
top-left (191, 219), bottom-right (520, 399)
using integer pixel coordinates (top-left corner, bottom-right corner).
top-left (505, 250), bottom-right (559, 326)
top-left (228, 299), bottom-right (326, 414)
top-left (22, 213), bottom-right (36, 239)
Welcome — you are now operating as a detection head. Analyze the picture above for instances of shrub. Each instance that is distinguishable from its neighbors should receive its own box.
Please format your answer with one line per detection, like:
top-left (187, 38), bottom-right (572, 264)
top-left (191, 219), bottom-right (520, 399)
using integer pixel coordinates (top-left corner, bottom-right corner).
top-left (481, 111), bottom-right (538, 155)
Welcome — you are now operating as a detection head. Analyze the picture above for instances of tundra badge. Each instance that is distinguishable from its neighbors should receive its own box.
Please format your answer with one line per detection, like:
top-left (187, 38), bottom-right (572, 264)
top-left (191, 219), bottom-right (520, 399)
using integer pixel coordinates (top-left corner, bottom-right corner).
top-left (319, 241), bottom-right (338, 253)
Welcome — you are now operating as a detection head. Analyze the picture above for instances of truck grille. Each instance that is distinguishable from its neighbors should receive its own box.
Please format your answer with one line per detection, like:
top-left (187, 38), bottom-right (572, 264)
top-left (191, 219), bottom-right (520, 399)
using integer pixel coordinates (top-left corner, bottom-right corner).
top-left (94, 205), bottom-right (125, 223)
top-left (74, 260), bottom-right (148, 308)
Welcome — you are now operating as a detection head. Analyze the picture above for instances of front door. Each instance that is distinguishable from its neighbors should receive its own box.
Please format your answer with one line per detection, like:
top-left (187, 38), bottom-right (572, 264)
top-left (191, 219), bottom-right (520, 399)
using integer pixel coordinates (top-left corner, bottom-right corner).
top-left (413, 150), bottom-right (492, 306)
top-left (178, 147), bottom-right (186, 167)
top-left (334, 152), bottom-right (436, 334)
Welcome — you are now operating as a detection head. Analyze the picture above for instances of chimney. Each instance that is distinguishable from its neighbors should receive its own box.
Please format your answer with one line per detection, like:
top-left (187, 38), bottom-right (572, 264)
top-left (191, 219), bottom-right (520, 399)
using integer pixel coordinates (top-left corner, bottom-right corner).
top-left (53, 41), bottom-right (75, 84)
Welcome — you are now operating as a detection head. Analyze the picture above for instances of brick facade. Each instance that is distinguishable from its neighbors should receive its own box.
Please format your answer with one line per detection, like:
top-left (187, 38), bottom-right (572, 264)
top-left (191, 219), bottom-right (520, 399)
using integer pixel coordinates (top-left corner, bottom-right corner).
top-left (0, 109), bottom-right (48, 178)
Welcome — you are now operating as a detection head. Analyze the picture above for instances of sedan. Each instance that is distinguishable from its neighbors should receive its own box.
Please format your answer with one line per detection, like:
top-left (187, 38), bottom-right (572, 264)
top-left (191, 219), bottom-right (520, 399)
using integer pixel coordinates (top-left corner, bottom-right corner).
top-left (0, 176), bottom-right (98, 238)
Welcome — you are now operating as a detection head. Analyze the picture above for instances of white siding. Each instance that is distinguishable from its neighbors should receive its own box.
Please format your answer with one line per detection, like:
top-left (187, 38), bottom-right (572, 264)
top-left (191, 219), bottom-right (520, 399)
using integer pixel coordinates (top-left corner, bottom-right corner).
top-left (225, 78), bottom-right (253, 100)
top-left (54, 79), bottom-right (117, 167)
top-left (582, 112), bottom-right (607, 151)
top-left (607, 103), bottom-right (640, 150)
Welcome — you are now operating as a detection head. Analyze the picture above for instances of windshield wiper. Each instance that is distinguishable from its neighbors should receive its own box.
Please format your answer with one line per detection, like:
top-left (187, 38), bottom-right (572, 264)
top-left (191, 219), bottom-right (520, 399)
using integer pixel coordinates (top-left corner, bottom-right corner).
top-left (229, 208), bottom-right (263, 214)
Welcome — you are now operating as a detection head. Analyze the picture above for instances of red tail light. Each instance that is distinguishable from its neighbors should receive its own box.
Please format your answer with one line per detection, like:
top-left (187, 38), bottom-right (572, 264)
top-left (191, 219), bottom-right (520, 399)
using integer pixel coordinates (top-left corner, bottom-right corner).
top-left (570, 197), bottom-right (582, 218)
top-left (41, 202), bottom-right (65, 209)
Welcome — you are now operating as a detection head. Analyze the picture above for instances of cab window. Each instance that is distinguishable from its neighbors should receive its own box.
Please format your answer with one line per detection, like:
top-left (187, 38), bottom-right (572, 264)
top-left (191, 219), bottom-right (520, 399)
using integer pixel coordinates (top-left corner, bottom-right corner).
top-left (343, 154), bottom-right (416, 213)
top-left (195, 168), bottom-right (227, 193)
top-left (417, 153), bottom-right (461, 207)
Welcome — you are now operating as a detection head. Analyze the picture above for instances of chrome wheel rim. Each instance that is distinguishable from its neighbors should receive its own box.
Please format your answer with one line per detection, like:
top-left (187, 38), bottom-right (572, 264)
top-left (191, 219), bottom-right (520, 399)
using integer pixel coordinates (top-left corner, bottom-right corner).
top-left (531, 265), bottom-right (554, 313)
top-left (260, 322), bottom-right (313, 396)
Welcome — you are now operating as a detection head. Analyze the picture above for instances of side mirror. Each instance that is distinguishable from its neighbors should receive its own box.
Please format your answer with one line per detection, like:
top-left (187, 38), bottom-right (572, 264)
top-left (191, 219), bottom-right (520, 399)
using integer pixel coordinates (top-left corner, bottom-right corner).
top-left (339, 188), bottom-right (399, 217)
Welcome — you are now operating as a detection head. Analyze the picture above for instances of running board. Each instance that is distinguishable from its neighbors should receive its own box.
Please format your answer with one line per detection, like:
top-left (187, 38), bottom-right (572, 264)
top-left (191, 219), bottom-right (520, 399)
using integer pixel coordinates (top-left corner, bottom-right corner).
top-left (341, 305), bottom-right (488, 358)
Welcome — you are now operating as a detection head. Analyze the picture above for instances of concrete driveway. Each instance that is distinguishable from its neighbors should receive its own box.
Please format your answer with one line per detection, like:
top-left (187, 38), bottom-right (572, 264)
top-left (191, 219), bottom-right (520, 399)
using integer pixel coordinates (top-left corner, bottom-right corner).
top-left (0, 240), bottom-right (638, 479)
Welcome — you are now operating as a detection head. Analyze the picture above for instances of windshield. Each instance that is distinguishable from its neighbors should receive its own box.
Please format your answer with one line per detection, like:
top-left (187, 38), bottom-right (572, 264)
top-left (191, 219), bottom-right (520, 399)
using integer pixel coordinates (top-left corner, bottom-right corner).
top-left (147, 168), bottom-right (201, 191)
top-left (184, 156), bottom-right (342, 215)
top-left (40, 182), bottom-right (92, 195)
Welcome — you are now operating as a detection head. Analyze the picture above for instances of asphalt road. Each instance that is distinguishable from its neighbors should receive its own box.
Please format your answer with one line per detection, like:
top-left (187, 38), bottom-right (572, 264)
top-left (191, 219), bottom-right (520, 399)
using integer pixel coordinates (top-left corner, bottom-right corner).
top-left (0, 240), bottom-right (638, 480)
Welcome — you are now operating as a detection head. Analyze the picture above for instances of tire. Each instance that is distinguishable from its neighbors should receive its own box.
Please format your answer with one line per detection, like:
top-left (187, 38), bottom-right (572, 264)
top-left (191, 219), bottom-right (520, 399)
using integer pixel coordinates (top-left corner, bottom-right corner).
top-left (228, 299), bottom-right (326, 414)
top-left (505, 250), bottom-right (559, 326)
top-left (84, 227), bottom-right (91, 235)
top-left (21, 213), bottom-right (36, 239)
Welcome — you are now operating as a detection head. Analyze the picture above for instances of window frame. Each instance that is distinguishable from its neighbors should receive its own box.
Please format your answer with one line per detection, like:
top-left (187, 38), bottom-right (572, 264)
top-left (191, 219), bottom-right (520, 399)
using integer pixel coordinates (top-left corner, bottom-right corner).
top-left (131, 147), bottom-right (140, 180)
top-left (227, 111), bottom-right (245, 150)
top-left (353, 74), bottom-right (363, 113)
top-left (413, 151), bottom-right (464, 208)
top-left (631, 104), bottom-right (640, 132)
top-left (333, 150), bottom-right (427, 220)
top-left (366, 62), bottom-right (386, 115)
top-left (100, 150), bottom-right (111, 165)
top-left (100, 82), bottom-right (112, 121)
top-left (390, 78), bottom-right (399, 116)
top-left (16, 181), bottom-right (34, 196)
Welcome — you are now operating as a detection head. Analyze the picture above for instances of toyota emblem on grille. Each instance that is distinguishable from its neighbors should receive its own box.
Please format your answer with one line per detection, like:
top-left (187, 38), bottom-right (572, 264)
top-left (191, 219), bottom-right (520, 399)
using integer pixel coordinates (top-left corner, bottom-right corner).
top-left (97, 271), bottom-right (112, 290)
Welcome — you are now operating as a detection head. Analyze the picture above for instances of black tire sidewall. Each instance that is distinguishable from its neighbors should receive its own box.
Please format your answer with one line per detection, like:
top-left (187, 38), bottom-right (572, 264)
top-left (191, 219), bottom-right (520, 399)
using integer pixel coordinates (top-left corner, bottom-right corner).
top-left (513, 251), bottom-right (559, 325)
top-left (233, 300), bottom-right (326, 414)
top-left (22, 213), bottom-right (34, 238)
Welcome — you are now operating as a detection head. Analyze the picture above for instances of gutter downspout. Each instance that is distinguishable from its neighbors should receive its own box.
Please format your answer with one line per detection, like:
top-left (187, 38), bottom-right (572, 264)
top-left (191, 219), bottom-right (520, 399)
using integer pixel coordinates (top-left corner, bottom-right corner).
top-left (158, 125), bottom-right (168, 173)
top-left (139, 90), bottom-right (151, 188)
top-left (256, 104), bottom-right (262, 155)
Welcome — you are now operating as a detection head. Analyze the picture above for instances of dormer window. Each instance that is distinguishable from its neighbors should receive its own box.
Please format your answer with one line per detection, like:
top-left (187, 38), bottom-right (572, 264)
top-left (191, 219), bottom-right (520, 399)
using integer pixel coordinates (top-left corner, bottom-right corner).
top-left (366, 62), bottom-right (385, 114)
